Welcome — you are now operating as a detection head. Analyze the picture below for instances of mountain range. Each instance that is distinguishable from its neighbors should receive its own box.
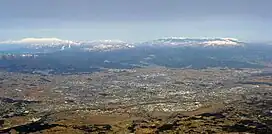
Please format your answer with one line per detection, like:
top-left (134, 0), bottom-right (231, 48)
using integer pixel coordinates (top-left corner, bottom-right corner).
top-left (0, 37), bottom-right (245, 53)
top-left (1, 37), bottom-right (272, 74)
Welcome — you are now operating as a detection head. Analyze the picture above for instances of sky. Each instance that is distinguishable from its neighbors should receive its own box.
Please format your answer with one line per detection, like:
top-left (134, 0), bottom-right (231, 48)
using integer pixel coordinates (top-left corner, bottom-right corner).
top-left (0, 0), bottom-right (271, 42)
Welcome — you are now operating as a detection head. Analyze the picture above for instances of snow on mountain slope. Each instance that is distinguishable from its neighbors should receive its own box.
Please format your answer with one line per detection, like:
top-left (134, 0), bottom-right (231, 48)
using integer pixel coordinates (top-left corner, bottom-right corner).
top-left (143, 37), bottom-right (244, 47)
top-left (81, 40), bottom-right (134, 51)
top-left (0, 38), bottom-right (134, 52)
top-left (0, 38), bottom-right (81, 46)
top-left (88, 40), bottom-right (127, 44)
top-left (0, 37), bottom-right (245, 53)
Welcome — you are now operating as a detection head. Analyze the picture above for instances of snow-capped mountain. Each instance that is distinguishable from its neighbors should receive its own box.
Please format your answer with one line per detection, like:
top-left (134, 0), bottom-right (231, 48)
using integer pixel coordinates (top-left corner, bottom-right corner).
top-left (0, 38), bottom-right (81, 47)
top-left (142, 37), bottom-right (244, 47)
top-left (0, 37), bottom-right (246, 53)
top-left (81, 40), bottom-right (135, 51)
top-left (0, 38), bottom-right (134, 52)
top-left (0, 38), bottom-right (81, 52)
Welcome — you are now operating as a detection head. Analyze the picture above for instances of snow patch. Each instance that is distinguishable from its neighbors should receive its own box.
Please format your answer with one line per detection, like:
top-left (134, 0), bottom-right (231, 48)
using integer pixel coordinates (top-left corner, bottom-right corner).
top-left (0, 37), bottom-right (80, 45)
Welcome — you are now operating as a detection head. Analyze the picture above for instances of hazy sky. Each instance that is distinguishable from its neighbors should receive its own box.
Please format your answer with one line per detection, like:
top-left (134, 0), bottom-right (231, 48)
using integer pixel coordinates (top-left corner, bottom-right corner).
top-left (0, 0), bottom-right (271, 42)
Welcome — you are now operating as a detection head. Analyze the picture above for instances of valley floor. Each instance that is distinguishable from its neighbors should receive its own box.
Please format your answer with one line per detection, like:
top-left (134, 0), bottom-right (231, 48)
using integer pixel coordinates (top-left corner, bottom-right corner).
top-left (0, 67), bottom-right (272, 133)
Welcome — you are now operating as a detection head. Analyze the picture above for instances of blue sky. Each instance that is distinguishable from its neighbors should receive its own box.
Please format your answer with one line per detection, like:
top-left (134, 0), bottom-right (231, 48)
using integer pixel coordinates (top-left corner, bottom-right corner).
top-left (0, 0), bottom-right (271, 42)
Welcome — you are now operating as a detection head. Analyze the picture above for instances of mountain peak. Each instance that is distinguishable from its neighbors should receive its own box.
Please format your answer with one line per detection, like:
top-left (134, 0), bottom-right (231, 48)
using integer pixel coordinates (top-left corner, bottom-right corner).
top-left (20, 38), bottom-right (63, 43)
top-left (0, 37), bottom-right (78, 45)
top-left (159, 37), bottom-right (239, 41)
top-left (145, 37), bottom-right (243, 47)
